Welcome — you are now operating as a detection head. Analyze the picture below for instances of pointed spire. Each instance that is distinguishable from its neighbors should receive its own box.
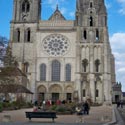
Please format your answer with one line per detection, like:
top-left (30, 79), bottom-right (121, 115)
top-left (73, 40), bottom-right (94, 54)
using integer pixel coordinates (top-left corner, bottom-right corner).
top-left (56, 4), bottom-right (59, 11)
top-left (102, 0), bottom-right (104, 3)
top-left (48, 4), bottom-right (66, 21)
top-left (76, 0), bottom-right (80, 11)
top-left (76, 0), bottom-right (79, 10)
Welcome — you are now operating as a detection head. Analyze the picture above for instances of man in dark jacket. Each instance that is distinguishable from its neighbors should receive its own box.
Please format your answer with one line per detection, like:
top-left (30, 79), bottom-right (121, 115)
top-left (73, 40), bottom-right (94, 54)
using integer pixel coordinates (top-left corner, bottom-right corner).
top-left (83, 101), bottom-right (90, 115)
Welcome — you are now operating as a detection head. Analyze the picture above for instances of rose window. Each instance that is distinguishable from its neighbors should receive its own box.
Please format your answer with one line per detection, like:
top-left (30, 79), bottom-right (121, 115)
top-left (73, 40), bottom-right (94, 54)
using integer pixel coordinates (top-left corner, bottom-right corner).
top-left (42, 34), bottom-right (70, 56)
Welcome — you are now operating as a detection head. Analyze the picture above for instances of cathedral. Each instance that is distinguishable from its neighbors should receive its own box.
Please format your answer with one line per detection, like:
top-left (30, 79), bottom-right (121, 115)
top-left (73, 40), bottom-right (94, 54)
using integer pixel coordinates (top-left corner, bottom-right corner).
top-left (10, 0), bottom-right (116, 104)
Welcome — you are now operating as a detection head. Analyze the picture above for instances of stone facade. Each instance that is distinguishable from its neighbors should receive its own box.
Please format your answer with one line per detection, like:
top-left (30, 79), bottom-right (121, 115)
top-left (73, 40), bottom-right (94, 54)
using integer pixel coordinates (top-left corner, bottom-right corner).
top-left (122, 92), bottom-right (125, 103)
top-left (0, 67), bottom-right (31, 102)
top-left (10, 0), bottom-right (116, 104)
top-left (112, 82), bottom-right (122, 103)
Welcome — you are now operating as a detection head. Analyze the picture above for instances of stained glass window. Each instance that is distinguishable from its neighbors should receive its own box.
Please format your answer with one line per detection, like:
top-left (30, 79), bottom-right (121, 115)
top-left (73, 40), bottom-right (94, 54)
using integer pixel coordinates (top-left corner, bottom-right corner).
top-left (22, 0), bottom-right (30, 13)
top-left (66, 64), bottom-right (71, 81)
top-left (52, 60), bottom-right (60, 81)
top-left (40, 64), bottom-right (46, 81)
top-left (42, 34), bottom-right (70, 56)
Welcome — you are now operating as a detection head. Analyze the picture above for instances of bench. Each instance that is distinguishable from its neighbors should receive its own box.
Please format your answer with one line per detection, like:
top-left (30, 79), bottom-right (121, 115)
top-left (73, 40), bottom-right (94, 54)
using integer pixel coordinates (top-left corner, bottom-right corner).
top-left (25, 112), bottom-right (57, 122)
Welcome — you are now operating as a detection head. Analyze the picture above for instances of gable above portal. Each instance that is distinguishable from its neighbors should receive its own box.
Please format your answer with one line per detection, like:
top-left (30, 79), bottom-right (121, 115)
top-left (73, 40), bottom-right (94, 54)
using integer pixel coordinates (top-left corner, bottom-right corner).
top-left (48, 5), bottom-right (66, 21)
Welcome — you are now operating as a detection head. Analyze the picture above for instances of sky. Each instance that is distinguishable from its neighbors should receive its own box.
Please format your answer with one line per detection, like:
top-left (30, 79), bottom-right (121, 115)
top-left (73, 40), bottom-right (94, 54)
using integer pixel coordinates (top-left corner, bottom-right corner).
top-left (0, 0), bottom-right (125, 91)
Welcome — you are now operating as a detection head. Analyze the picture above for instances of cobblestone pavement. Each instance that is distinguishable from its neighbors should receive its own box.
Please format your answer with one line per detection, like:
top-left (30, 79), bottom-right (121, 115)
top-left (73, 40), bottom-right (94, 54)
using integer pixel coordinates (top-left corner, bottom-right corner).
top-left (117, 105), bottom-right (125, 124)
top-left (0, 105), bottom-right (112, 125)
top-left (0, 122), bottom-right (102, 125)
top-left (118, 106), bottom-right (125, 120)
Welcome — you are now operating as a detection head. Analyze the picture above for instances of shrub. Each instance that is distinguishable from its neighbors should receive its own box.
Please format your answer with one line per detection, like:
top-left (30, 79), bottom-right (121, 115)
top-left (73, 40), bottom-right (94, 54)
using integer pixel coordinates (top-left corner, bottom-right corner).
top-left (55, 105), bottom-right (66, 112)
top-left (50, 105), bottom-right (57, 111)
top-left (0, 103), bottom-right (3, 112)
top-left (2, 102), bottom-right (12, 108)
top-left (26, 102), bottom-right (33, 108)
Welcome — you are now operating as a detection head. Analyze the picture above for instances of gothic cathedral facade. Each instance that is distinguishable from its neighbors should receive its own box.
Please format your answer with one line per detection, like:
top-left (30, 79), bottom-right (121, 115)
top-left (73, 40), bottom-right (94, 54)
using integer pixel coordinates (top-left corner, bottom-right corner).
top-left (10, 0), bottom-right (116, 104)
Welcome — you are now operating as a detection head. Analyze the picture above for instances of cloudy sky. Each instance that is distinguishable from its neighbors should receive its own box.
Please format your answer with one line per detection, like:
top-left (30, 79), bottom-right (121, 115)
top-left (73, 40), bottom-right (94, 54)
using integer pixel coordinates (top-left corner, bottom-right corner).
top-left (0, 0), bottom-right (125, 91)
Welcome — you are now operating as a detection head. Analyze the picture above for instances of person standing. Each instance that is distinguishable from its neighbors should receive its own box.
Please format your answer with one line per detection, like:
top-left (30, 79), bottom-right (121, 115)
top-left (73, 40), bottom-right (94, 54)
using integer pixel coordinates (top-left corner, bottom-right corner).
top-left (42, 100), bottom-right (46, 111)
top-left (83, 101), bottom-right (90, 115)
top-left (117, 101), bottom-right (120, 108)
top-left (120, 100), bottom-right (123, 108)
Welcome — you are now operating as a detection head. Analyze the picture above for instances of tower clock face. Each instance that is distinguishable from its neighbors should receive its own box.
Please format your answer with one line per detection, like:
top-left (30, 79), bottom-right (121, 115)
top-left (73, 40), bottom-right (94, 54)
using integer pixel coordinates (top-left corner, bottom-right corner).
top-left (22, 13), bottom-right (29, 21)
top-left (42, 34), bottom-right (70, 56)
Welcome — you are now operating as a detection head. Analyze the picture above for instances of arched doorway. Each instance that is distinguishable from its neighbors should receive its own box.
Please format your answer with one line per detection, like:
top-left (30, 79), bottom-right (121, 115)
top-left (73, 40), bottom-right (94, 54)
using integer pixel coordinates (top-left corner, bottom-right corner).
top-left (65, 86), bottom-right (73, 101)
top-left (37, 85), bottom-right (46, 103)
top-left (49, 84), bottom-right (62, 102)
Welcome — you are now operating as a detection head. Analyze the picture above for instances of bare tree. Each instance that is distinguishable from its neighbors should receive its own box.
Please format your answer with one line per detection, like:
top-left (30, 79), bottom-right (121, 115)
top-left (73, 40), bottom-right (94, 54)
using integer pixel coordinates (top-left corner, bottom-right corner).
top-left (0, 36), bottom-right (8, 66)
top-left (3, 46), bottom-right (17, 67)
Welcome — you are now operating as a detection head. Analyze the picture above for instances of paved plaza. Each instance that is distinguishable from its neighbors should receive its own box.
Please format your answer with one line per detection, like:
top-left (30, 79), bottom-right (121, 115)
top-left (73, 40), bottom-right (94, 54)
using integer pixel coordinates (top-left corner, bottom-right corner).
top-left (1, 105), bottom-right (125, 125)
top-left (118, 106), bottom-right (125, 120)
top-left (117, 106), bottom-right (125, 125)
top-left (0, 105), bottom-right (112, 125)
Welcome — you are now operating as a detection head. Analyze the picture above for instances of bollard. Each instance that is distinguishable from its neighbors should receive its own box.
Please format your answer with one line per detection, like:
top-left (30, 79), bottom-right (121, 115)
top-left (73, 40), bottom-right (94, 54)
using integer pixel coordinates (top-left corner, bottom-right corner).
top-left (2, 115), bottom-right (11, 122)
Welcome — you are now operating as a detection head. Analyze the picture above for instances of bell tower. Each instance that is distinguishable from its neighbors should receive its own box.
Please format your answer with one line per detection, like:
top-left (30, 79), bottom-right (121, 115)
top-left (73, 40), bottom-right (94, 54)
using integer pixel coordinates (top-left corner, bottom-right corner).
top-left (10, 0), bottom-right (42, 102)
top-left (75, 0), bottom-right (108, 43)
top-left (75, 0), bottom-right (115, 104)
top-left (12, 0), bottom-right (41, 22)
top-left (76, 0), bottom-right (107, 31)
top-left (10, 0), bottom-right (41, 47)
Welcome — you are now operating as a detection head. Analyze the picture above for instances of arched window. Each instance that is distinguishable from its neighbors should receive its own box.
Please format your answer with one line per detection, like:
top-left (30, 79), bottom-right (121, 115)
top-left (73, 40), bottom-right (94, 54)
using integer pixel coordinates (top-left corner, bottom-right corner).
top-left (96, 29), bottom-right (99, 41)
top-left (52, 60), bottom-right (60, 81)
top-left (65, 64), bottom-right (71, 81)
top-left (105, 16), bottom-right (107, 26)
top-left (95, 59), bottom-right (100, 72)
top-left (23, 62), bottom-right (29, 73)
top-left (90, 2), bottom-right (93, 8)
top-left (82, 59), bottom-right (88, 72)
top-left (22, 2), bottom-right (25, 12)
top-left (17, 29), bottom-right (20, 42)
top-left (96, 89), bottom-right (99, 97)
top-left (27, 29), bottom-right (31, 42)
top-left (22, 0), bottom-right (30, 13)
top-left (83, 89), bottom-right (86, 97)
top-left (90, 16), bottom-right (93, 26)
top-left (40, 64), bottom-right (46, 81)
top-left (26, 2), bottom-right (30, 12)
top-left (83, 30), bottom-right (87, 40)
top-left (25, 28), bottom-right (31, 42)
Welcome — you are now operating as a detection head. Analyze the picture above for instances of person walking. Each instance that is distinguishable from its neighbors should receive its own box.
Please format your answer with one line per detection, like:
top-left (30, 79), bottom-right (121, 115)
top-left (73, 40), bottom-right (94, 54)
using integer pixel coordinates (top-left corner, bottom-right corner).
top-left (117, 101), bottom-right (120, 108)
top-left (120, 100), bottom-right (123, 108)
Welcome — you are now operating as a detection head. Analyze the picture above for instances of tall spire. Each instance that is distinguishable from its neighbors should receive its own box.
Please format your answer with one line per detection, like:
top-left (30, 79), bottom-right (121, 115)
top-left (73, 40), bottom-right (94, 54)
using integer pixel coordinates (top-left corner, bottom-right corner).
top-left (76, 0), bottom-right (81, 11)
top-left (56, 4), bottom-right (59, 10)
top-left (99, 0), bottom-right (105, 5)
top-left (101, 0), bottom-right (104, 3)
